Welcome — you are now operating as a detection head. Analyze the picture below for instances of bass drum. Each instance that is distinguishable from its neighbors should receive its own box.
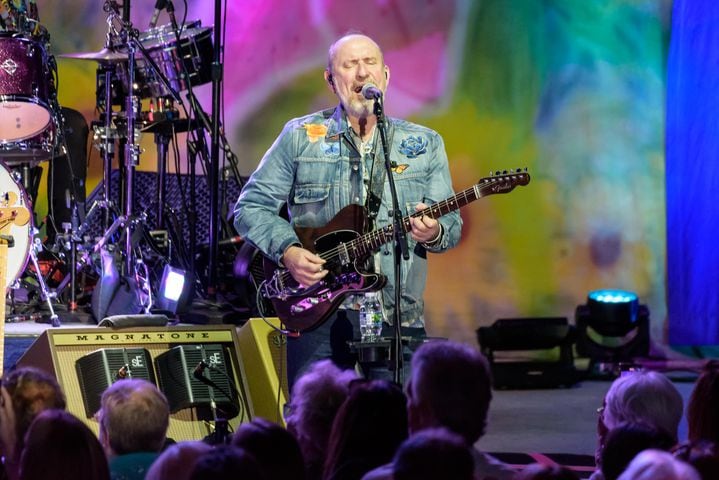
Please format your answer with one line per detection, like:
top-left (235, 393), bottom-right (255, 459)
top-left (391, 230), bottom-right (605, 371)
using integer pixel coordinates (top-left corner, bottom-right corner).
top-left (0, 160), bottom-right (32, 286)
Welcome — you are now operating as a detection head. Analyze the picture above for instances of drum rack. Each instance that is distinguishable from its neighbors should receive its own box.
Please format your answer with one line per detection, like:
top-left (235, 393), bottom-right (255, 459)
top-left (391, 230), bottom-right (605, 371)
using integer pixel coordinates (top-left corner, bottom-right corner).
top-left (43, 0), bottom-right (242, 324)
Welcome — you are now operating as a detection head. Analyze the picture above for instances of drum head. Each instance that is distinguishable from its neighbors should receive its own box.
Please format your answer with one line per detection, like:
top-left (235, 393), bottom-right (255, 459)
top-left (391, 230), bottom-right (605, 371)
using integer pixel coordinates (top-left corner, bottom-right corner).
top-left (0, 101), bottom-right (51, 142)
top-left (0, 162), bottom-right (32, 286)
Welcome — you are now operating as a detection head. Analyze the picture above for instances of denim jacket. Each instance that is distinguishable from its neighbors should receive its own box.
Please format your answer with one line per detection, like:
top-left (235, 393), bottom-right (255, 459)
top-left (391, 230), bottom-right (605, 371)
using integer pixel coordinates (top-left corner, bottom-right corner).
top-left (234, 105), bottom-right (462, 327)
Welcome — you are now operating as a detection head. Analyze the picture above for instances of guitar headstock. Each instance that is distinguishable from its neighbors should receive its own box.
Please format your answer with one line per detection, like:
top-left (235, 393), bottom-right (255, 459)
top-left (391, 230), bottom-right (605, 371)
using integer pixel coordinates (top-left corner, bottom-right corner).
top-left (477, 168), bottom-right (530, 195)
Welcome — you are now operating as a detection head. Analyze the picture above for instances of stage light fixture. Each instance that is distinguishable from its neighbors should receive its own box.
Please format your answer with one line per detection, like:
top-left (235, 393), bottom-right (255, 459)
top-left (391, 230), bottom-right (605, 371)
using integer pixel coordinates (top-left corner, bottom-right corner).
top-left (575, 288), bottom-right (650, 366)
top-left (477, 317), bottom-right (580, 389)
top-left (157, 265), bottom-right (190, 315)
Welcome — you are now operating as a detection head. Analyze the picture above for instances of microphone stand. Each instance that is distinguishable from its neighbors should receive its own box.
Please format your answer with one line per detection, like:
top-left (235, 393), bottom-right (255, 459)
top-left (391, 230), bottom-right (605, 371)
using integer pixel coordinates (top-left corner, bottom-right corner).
top-left (207, 0), bottom-right (223, 298)
top-left (373, 97), bottom-right (408, 386)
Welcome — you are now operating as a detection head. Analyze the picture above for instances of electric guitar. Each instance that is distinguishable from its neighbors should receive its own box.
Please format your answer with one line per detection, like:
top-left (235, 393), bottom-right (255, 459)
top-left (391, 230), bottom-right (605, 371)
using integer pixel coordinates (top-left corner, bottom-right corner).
top-left (260, 169), bottom-right (530, 333)
top-left (0, 192), bottom-right (31, 375)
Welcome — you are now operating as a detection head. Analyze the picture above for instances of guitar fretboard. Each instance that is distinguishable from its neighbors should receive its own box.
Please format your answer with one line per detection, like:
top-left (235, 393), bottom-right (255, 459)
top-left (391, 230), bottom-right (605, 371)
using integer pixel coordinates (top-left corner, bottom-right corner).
top-left (329, 171), bottom-right (529, 261)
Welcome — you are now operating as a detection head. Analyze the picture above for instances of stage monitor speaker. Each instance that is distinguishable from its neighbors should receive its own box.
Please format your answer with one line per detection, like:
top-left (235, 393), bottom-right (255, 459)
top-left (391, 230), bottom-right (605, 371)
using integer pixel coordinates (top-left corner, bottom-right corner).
top-left (17, 324), bottom-right (254, 441)
top-left (477, 317), bottom-right (581, 389)
top-left (75, 347), bottom-right (156, 418)
top-left (155, 344), bottom-right (239, 420)
top-left (236, 318), bottom-right (288, 425)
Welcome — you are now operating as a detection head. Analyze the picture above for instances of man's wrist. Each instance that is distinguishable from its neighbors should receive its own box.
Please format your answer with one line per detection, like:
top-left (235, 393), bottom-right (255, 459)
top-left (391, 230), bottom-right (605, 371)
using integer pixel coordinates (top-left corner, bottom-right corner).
top-left (421, 224), bottom-right (443, 248)
top-left (279, 243), bottom-right (302, 267)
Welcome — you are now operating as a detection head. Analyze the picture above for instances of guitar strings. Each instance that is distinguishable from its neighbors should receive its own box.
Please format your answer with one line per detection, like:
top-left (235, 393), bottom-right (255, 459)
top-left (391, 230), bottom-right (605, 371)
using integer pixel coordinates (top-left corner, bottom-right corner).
top-left (274, 174), bottom-right (525, 285)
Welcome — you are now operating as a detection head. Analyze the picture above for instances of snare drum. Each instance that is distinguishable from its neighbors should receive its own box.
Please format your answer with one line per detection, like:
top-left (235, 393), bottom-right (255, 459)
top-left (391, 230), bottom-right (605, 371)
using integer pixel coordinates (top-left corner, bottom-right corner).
top-left (123, 21), bottom-right (213, 98)
top-left (0, 33), bottom-right (55, 164)
top-left (0, 160), bottom-right (32, 286)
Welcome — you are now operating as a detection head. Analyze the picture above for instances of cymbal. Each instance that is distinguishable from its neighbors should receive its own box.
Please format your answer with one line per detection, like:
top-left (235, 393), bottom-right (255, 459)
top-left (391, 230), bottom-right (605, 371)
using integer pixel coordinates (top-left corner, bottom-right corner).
top-left (59, 48), bottom-right (128, 63)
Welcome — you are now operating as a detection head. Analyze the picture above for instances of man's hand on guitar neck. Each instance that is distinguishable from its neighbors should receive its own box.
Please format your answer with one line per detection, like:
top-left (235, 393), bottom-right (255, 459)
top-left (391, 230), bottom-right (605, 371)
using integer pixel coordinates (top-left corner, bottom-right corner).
top-left (410, 202), bottom-right (442, 245)
top-left (282, 245), bottom-right (328, 287)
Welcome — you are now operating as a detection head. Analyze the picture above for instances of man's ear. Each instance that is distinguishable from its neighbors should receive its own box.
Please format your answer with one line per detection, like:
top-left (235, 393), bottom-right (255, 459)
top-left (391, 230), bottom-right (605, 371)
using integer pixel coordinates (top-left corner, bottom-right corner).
top-left (325, 70), bottom-right (335, 93)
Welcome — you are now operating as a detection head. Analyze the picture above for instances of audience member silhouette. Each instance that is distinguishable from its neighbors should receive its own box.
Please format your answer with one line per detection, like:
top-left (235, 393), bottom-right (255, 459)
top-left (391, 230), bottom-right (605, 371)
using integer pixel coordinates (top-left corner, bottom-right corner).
top-left (323, 380), bottom-right (408, 480)
top-left (596, 422), bottom-right (675, 480)
top-left (686, 360), bottom-right (719, 444)
top-left (594, 371), bottom-right (683, 473)
top-left (673, 439), bottom-right (719, 480)
top-left (19, 409), bottom-right (110, 480)
top-left (232, 417), bottom-right (306, 480)
top-left (363, 340), bottom-right (514, 480)
top-left (515, 463), bottom-right (580, 480)
top-left (144, 441), bottom-right (212, 480)
top-left (0, 366), bottom-right (66, 479)
top-left (189, 444), bottom-right (266, 480)
top-left (616, 449), bottom-right (699, 480)
top-left (285, 359), bottom-right (358, 479)
top-left (391, 427), bottom-right (474, 480)
top-left (97, 379), bottom-right (170, 480)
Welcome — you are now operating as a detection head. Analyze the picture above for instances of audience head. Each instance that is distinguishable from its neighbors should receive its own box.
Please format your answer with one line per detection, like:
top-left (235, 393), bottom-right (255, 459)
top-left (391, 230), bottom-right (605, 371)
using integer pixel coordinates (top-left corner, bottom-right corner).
top-left (323, 379), bottom-right (408, 480)
top-left (406, 340), bottom-right (492, 444)
top-left (97, 378), bottom-right (170, 457)
top-left (189, 444), bottom-right (265, 480)
top-left (617, 449), bottom-right (699, 480)
top-left (285, 359), bottom-right (357, 475)
top-left (145, 441), bottom-right (212, 480)
top-left (232, 417), bottom-right (305, 480)
top-left (673, 440), bottom-right (719, 480)
top-left (515, 463), bottom-right (579, 480)
top-left (20, 409), bottom-right (110, 480)
top-left (392, 427), bottom-right (474, 480)
top-left (600, 371), bottom-right (683, 441)
top-left (1, 366), bottom-right (66, 461)
top-left (600, 422), bottom-right (676, 480)
top-left (687, 360), bottom-right (719, 443)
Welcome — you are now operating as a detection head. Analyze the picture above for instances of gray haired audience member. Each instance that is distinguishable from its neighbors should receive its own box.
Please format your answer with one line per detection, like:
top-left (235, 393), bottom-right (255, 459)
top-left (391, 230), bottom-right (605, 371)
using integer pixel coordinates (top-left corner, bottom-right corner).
top-left (97, 379), bottom-right (170, 480)
top-left (616, 449), bottom-right (699, 480)
top-left (592, 370), bottom-right (683, 479)
top-left (392, 428), bottom-right (473, 480)
top-left (285, 359), bottom-right (358, 480)
top-left (144, 441), bottom-right (212, 480)
top-left (363, 340), bottom-right (515, 480)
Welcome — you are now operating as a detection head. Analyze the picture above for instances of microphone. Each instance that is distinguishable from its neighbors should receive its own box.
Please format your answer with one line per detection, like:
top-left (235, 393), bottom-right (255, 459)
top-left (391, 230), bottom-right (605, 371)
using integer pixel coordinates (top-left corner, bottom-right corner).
top-left (148, 0), bottom-right (167, 29)
top-left (361, 83), bottom-right (383, 100)
top-left (193, 359), bottom-right (209, 380)
top-left (116, 364), bottom-right (130, 380)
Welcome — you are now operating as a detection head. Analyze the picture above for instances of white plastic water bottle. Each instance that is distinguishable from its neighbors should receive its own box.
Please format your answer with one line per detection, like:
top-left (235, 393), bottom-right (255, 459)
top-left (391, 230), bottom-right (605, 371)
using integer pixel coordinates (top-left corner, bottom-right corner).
top-left (359, 292), bottom-right (383, 342)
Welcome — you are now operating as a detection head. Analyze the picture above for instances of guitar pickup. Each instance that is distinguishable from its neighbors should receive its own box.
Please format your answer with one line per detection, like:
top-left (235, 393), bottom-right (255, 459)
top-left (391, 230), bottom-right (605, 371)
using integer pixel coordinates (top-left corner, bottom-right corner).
top-left (338, 242), bottom-right (350, 265)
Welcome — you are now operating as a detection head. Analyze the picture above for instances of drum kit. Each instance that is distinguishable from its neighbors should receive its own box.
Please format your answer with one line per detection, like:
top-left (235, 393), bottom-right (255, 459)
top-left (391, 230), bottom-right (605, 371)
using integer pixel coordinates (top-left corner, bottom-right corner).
top-left (0, 0), bottom-right (220, 325)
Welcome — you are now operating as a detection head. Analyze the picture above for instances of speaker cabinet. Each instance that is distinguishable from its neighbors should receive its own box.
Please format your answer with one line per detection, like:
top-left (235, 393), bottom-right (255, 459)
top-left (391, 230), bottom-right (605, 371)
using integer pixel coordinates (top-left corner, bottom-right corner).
top-left (17, 325), bottom-right (253, 441)
top-left (236, 318), bottom-right (288, 425)
top-left (155, 344), bottom-right (238, 420)
top-left (75, 347), bottom-right (156, 418)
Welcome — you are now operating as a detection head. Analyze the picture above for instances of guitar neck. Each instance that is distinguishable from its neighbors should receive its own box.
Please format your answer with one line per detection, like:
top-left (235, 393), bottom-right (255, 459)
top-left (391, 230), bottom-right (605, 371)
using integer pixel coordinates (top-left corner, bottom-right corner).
top-left (0, 243), bottom-right (7, 376)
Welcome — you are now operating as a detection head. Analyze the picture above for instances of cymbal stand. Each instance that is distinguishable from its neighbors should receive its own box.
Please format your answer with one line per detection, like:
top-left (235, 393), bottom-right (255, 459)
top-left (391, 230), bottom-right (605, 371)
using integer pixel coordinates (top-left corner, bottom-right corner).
top-left (55, 8), bottom-right (124, 304)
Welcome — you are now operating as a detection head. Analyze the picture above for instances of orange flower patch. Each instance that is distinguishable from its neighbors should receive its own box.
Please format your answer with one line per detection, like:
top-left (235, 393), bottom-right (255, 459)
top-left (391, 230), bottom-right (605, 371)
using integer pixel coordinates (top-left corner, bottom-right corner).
top-left (304, 123), bottom-right (328, 143)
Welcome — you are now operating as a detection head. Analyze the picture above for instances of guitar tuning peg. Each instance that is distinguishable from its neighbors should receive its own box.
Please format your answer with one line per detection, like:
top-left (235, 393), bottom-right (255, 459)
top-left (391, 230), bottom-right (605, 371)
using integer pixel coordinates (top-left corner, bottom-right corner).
top-left (502, 170), bottom-right (508, 175)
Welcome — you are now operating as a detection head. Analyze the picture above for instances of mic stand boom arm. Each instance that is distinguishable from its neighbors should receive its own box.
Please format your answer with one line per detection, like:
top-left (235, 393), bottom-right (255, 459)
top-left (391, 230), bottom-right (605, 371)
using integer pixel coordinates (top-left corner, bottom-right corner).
top-left (374, 97), bottom-right (407, 386)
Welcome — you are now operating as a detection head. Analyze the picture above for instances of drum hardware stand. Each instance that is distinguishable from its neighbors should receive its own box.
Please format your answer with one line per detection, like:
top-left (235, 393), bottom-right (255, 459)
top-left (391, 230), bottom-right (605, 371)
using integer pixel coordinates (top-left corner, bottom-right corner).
top-left (25, 233), bottom-right (60, 327)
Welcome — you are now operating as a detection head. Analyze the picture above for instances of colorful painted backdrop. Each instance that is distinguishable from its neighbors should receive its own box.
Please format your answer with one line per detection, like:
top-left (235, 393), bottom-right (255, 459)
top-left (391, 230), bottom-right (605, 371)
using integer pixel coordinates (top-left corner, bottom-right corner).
top-left (34, 0), bottom-right (672, 346)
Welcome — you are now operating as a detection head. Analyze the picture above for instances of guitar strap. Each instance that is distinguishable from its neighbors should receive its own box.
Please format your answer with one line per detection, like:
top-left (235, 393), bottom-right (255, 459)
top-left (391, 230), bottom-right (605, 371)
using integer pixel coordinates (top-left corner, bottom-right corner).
top-left (365, 122), bottom-right (393, 230)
